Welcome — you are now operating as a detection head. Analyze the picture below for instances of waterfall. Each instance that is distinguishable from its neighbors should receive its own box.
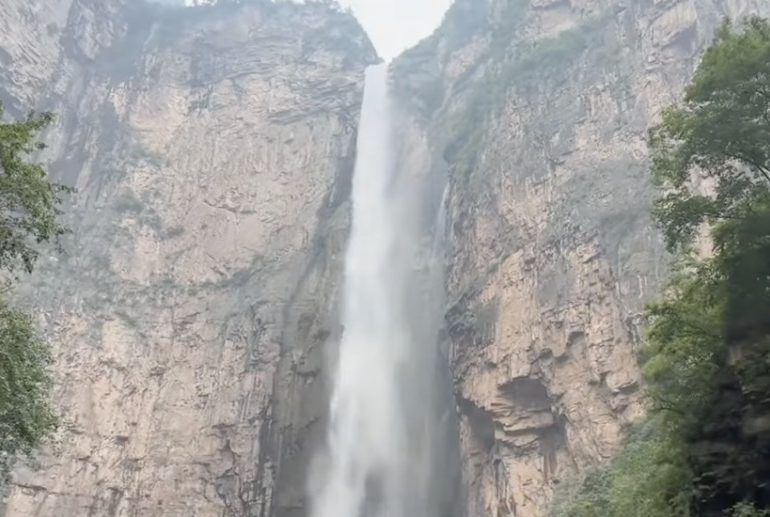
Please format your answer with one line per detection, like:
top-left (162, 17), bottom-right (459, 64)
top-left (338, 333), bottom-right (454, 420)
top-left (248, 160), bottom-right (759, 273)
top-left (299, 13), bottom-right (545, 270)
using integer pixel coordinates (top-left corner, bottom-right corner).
top-left (309, 64), bottom-right (460, 517)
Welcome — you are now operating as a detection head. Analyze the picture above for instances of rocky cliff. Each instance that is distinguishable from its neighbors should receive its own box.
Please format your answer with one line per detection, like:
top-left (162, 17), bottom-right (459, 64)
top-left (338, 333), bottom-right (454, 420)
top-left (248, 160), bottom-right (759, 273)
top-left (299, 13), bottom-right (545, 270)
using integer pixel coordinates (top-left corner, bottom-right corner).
top-left (0, 1), bottom-right (375, 515)
top-left (5, 0), bottom-right (770, 516)
top-left (392, 0), bottom-right (770, 515)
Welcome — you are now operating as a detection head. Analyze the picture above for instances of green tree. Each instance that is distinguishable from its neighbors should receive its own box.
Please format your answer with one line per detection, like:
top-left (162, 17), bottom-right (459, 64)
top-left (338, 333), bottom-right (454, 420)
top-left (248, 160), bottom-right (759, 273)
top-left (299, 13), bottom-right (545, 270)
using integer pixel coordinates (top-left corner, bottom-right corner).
top-left (0, 105), bottom-right (69, 480)
top-left (0, 301), bottom-right (56, 478)
top-left (553, 17), bottom-right (770, 516)
top-left (550, 419), bottom-right (692, 517)
top-left (647, 18), bottom-right (770, 512)
top-left (0, 105), bottom-right (69, 274)
top-left (650, 17), bottom-right (770, 250)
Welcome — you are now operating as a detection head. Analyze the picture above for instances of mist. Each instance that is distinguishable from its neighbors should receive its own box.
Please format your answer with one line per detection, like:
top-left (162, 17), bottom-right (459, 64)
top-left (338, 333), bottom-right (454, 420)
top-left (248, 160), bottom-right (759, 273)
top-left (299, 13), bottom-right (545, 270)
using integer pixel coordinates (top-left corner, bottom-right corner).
top-left (340, 0), bottom-right (451, 59)
top-left (145, 0), bottom-right (452, 60)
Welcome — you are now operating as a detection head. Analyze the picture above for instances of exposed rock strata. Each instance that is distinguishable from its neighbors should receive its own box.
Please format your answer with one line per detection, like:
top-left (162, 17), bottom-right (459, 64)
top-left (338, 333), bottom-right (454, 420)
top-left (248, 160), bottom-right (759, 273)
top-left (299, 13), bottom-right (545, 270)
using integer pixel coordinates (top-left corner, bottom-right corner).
top-left (5, 0), bottom-right (770, 516)
top-left (0, 1), bottom-right (375, 515)
top-left (392, 0), bottom-right (770, 515)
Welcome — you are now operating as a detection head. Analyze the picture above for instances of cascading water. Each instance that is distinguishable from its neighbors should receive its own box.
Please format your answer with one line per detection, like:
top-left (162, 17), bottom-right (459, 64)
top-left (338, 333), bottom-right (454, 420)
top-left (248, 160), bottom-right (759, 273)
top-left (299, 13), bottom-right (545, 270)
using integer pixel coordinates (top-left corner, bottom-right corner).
top-left (310, 64), bottom-right (461, 517)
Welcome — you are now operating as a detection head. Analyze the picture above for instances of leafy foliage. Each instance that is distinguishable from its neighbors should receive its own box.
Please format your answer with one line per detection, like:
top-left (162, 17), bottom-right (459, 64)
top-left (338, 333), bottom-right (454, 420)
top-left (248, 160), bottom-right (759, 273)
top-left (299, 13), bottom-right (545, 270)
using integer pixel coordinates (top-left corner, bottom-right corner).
top-left (650, 17), bottom-right (770, 250)
top-left (0, 105), bottom-right (70, 274)
top-left (553, 17), bottom-right (770, 516)
top-left (731, 502), bottom-right (770, 517)
top-left (0, 105), bottom-right (68, 482)
top-left (0, 301), bottom-right (56, 479)
top-left (550, 419), bottom-right (692, 517)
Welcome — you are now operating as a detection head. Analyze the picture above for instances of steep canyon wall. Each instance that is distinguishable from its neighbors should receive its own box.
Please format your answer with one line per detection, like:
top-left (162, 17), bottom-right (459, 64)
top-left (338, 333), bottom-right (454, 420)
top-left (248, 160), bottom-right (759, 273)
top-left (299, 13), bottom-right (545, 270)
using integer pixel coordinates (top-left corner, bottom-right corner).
top-left (4, 0), bottom-right (770, 516)
top-left (392, 0), bottom-right (770, 515)
top-left (0, 1), bottom-right (375, 515)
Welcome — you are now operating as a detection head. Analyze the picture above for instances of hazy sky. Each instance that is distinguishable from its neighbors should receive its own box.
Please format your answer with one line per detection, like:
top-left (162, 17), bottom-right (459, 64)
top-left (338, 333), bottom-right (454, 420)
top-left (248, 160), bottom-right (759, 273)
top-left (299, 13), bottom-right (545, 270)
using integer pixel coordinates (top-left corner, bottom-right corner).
top-left (339, 0), bottom-right (452, 60)
top-left (171, 0), bottom-right (452, 61)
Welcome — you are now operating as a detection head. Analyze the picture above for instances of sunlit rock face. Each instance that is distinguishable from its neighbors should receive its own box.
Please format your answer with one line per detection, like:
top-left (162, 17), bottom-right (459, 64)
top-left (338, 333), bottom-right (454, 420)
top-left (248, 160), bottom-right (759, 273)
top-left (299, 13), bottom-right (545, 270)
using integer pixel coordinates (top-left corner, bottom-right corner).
top-left (0, 1), bottom-right (375, 515)
top-left (392, 0), bottom-right (770, 516)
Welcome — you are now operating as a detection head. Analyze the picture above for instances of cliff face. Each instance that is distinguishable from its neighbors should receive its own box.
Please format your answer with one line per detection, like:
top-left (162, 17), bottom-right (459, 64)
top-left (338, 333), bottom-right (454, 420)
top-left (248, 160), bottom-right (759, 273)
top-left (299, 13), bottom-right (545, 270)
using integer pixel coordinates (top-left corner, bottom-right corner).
top-left (5, 0), bottom-right (770, 516)
top-left (0, 1), bottom-right (375, 515)
top-left (392, 0), bottom-right (770, 515)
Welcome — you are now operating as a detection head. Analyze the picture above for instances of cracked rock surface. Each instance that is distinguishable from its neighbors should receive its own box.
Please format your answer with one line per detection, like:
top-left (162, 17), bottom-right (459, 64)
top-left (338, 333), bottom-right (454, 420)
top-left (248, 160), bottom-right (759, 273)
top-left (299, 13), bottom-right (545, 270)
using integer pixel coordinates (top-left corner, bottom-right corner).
top-left (392, 0), bottom-right (770, 515)
top-left (0, 1), bottom-right (374, 515)
top-left (6, 0), bottom-right (770, 516)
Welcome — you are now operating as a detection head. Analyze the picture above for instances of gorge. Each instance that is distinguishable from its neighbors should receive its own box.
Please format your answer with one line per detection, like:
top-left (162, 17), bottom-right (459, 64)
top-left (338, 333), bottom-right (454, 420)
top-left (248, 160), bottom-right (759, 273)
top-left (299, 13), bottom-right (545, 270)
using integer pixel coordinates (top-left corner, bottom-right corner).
top-left (1, 0), bottom-right (770, 516)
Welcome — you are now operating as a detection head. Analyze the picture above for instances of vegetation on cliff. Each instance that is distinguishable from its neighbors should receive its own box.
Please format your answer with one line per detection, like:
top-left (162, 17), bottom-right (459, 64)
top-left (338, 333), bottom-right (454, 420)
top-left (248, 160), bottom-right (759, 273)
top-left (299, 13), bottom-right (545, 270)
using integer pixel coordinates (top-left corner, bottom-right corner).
top-left (553, 17), bottom-right (770, 517)
top-left (0, 106), bottom-right (69, 480)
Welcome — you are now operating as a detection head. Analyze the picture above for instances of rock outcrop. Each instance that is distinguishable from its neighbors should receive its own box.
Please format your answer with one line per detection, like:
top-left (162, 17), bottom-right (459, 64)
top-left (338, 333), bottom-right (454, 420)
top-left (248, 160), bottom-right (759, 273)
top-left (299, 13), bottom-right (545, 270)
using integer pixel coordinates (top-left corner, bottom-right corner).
top-left (392, 0), bottom-right (770, 515)
top-left (0, 1), bottom-right (375, 515)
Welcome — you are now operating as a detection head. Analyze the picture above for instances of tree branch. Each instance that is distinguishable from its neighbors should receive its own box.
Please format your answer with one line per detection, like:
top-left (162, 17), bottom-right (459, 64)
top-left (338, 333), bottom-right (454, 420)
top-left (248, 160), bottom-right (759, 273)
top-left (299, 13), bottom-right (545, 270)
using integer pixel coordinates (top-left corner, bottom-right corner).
top-left (724, 152), bottom-right (770, 182)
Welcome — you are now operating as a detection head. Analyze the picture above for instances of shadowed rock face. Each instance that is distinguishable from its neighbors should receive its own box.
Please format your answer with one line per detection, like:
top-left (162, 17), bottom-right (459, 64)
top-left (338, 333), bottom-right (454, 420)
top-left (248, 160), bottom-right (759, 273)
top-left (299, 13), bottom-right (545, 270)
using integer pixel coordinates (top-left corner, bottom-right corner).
top-left (0, 1), bottom-right (375, 515)
top-left (391, 0), bottom-right (770, 515)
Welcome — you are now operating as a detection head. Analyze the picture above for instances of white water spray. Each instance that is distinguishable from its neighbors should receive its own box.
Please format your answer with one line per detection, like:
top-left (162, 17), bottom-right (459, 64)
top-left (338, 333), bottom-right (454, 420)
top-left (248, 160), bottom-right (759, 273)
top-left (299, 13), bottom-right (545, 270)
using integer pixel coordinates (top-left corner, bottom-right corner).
top-left (311, 62), bottom-right (406, 517)
top-left (310, 64), bottom-right (458, 517)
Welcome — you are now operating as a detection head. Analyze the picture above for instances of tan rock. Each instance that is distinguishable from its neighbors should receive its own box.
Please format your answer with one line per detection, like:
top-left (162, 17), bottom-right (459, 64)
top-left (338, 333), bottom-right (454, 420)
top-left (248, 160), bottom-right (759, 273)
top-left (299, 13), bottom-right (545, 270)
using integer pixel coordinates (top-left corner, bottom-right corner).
top-left (0, 1), bottom-right (375, 515)
top-left (393, 0), bottom-right (770, 515)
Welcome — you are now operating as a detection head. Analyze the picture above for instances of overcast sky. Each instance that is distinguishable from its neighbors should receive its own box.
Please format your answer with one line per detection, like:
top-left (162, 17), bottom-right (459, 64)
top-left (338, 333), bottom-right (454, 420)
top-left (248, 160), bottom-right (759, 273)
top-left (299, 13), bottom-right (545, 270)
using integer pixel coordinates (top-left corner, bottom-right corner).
top-left (170, 0), bottom-right (452, 61)
top-left (338, 0), bottom-right (452, 60)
